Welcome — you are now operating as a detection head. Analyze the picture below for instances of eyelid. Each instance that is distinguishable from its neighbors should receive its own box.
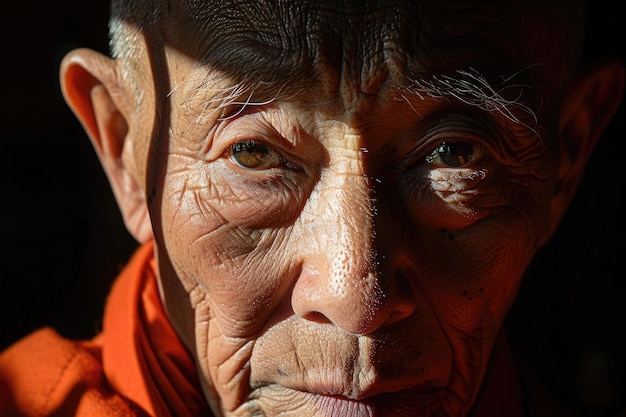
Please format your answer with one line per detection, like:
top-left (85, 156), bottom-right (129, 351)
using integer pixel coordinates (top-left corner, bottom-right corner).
top-left (212, 115), bottom-right (311, 175)
top-left (397, 132), bottom-right (488, 175)
top-left (427, 140), bottom-right (487, 168)
top-left (402, 111), bottom-right (501, 167)
top-left (204, 114), bottom-right (283, 160)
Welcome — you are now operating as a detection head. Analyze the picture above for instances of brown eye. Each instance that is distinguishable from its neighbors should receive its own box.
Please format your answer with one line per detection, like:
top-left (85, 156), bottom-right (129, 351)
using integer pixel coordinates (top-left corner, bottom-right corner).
top-left (426, 141), bottom-right (477, 167)
top-left (230, 140), bottom-right (282, 169)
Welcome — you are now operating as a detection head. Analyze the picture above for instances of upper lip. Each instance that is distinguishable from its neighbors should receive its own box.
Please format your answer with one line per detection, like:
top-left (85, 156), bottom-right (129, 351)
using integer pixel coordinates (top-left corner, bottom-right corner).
top-left (253, 376), bottom-right (435, 400)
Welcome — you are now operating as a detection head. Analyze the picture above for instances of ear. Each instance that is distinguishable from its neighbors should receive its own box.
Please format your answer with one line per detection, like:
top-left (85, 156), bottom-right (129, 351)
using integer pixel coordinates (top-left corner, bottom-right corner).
top-left (545, 61), bottom-right (625, 242)
top-left (60, 48), bottom-right (153, 243)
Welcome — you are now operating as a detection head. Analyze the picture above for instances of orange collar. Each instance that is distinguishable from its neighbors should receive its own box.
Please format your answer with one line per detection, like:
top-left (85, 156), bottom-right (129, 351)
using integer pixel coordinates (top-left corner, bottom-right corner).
top-left (102, 241), bottom-right (211, 417)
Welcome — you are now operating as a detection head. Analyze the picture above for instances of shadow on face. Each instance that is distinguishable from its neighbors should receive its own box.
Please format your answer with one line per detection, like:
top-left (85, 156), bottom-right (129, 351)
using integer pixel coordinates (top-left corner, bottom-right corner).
top-left (1, 0), bottom-right (624, 416)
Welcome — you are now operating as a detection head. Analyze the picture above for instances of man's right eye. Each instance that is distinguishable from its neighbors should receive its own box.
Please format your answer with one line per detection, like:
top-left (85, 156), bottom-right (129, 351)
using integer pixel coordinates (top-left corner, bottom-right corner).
top-left (230, 140), bottom-right (283, 169)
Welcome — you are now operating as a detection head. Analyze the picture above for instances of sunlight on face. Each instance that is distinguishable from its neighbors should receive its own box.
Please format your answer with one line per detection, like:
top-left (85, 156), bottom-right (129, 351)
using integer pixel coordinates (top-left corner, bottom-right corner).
top-left (139, 4), bottom-right (561, 416)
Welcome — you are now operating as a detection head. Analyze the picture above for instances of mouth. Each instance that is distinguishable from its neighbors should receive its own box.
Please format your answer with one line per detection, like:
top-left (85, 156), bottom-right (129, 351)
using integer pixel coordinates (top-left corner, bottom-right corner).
top-left (249, 387), bottom-right (380, 417)
top-left (249, 383), bottom-right (437, 417)
top-left (316, 394), bottom-right (378, 417)
top-left (252, 369), bottom-right (437, 399)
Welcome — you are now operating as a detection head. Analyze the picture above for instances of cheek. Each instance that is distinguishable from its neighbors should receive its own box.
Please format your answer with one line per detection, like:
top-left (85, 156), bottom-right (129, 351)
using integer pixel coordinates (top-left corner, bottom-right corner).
top-left (400, 157), bottom-right (552, 330)
top-left (159, 159), bottom-right (266, 266)
top-left (419, 213), bottom-right (540, 337)
top-left (159, 163), bottom-right (298, 328)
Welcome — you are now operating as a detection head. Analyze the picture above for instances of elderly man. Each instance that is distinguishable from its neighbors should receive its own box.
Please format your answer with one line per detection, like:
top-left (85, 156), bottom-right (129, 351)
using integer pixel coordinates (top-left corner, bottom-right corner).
top-left (1, 0), bottom-right (624, 416)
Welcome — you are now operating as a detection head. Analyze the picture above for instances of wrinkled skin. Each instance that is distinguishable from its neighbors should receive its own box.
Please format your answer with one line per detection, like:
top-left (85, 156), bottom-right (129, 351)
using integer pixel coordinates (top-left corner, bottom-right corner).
top-left (59, 1), bottom-right (624, 416)
top-left (153, 4), bottom-right (554, 416)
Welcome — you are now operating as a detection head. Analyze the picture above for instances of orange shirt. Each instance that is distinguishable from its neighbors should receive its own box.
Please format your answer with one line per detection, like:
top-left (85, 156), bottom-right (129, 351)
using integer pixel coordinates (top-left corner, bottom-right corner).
top-left (0, 241), bottom-right (212, 417)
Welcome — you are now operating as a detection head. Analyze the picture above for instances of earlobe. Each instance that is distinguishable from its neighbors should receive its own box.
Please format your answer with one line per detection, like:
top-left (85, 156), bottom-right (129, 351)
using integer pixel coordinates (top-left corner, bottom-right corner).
top-left (60, 48), bottom-right (153, 243)
top-left (545, 61), bottom-right (625, 242)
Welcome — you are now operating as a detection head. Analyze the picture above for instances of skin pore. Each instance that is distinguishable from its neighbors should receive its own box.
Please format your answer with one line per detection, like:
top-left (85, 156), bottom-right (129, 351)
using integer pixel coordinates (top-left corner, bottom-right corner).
top-left (59, 1), bottom-right (624, 416)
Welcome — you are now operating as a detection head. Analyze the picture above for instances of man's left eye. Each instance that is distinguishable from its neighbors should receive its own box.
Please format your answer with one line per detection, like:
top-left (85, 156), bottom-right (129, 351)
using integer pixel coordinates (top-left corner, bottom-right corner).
top-left (230, 140), bottom-right (283, 169)
top-left (425, 141), bottom-right (481, 167)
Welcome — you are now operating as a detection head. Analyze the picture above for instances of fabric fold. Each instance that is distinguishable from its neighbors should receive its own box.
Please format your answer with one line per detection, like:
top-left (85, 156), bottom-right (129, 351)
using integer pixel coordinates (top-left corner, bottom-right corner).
top-left (103, 240), bottom-right (210, 417)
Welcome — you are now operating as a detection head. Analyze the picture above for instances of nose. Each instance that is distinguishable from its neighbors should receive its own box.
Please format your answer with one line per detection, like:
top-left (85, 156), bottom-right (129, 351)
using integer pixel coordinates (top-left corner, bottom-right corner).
top-left (291, 171), bottom-right (416, 335)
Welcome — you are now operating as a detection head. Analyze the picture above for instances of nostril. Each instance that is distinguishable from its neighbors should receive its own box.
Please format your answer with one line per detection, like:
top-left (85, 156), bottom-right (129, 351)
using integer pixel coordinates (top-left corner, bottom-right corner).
top-left (388, 270), bottom-right (417, 322)
top-left (384, 299), bottom-right (415, 327)
top-left (292, 254), bottom-right (418, 334)
top-left (302, 311), bottom-right (332, 325)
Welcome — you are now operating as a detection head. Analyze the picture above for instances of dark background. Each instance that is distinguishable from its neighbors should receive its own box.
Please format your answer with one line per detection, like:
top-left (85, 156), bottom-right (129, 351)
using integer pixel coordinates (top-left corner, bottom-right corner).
top-left (1, 1), bottom-right (137, 350)
top-left (1, 2), bottom-right (624, 416)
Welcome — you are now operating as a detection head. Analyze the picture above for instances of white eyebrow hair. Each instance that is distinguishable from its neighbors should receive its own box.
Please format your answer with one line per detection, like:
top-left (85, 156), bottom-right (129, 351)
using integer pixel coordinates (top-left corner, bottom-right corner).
top-left (401, 65), bottom-right (541, 134)
top-left (213, 81), bottom-right (296, 121)
top-left (180, 72), bottom-right (305, 124)
top-left (175, 60), bottom-right (541, 135)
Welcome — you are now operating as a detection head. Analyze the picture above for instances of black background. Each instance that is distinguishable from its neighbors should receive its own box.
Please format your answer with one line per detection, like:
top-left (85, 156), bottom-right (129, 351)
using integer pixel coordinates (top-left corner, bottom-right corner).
top-left (1, 2), bottom-right (624, 416)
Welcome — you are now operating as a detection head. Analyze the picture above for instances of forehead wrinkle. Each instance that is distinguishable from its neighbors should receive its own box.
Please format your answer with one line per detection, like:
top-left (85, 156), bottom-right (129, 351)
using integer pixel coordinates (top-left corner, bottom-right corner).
top-left (176, 1), bottom-right (429, 106)
top-left (185, 1), bottom-right (323, 92)
top-left (173, 0), bottom-right (540, 122)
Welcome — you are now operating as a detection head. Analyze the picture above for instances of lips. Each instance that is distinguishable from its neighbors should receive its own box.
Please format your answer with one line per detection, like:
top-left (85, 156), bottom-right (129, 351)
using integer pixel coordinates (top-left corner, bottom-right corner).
top-left (247, 384), bottom-right (439, 417)
top-left (250, 358), bottom-right (436, 404)
top-left (317, 394), bottom-right (378, 417)
top-left (250, 387), bottom-right (381, 417)
top-left (316, 390), bottom-right (440, 417)
top-left (270, 373), bottom-right (436, 400)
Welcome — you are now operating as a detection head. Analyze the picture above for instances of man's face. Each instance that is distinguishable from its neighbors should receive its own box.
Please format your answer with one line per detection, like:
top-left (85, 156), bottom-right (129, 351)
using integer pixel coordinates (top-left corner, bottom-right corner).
top-left (140, 3), bottom-right (560, 416)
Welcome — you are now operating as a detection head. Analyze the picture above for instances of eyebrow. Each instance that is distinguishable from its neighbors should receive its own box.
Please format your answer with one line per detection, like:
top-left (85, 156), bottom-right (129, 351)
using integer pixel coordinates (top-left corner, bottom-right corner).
top-left (178, 73), bottom-right (310, 124)
top-left (183, 63), bottom-right (541, 135)
top-left (399, 65), bottom-right (541, 132)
